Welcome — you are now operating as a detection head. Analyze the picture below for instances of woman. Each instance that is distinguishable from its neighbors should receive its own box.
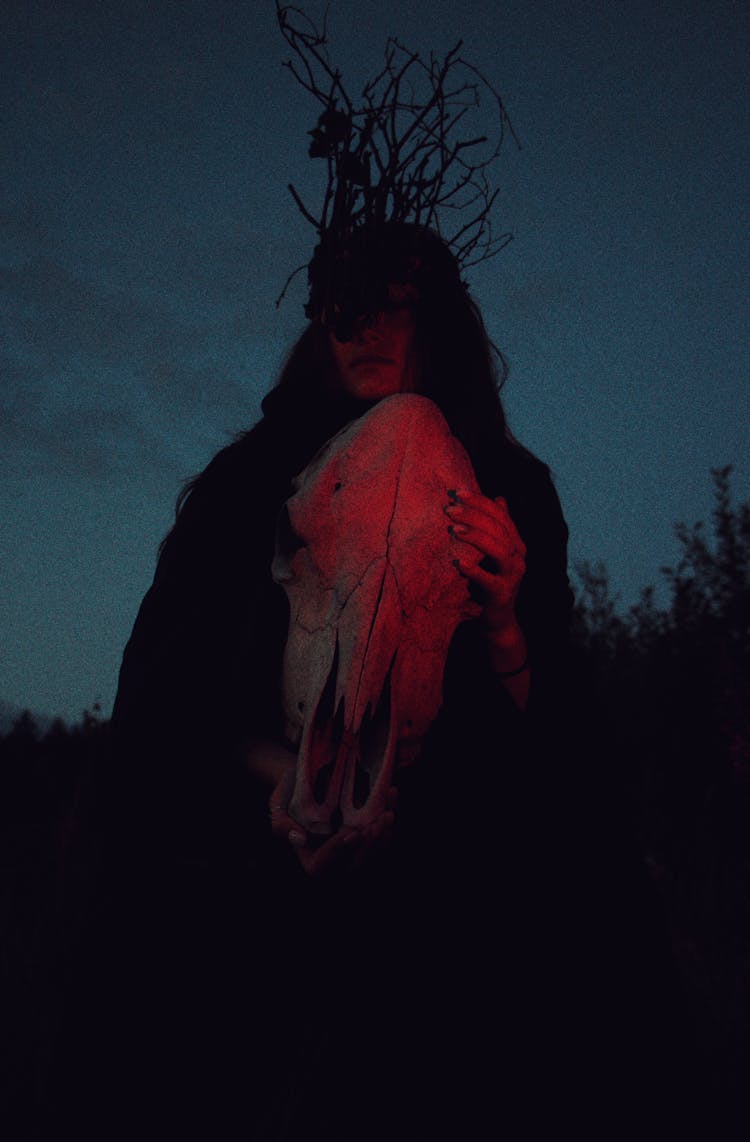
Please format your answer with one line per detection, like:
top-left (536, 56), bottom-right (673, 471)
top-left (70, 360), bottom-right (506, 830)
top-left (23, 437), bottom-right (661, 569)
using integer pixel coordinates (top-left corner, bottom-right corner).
top-left (242, 226), bottom-right (565, 877)
top-left (46, 225), bottom-right (688, 1140)
top-left (106, 224), bottom-right (574, 877)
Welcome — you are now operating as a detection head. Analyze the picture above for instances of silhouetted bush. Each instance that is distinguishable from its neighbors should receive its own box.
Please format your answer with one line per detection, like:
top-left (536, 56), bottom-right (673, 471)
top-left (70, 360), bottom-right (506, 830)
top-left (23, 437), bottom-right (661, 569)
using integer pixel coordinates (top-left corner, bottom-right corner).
top-left (572, 465), bottom-right (750, 1101)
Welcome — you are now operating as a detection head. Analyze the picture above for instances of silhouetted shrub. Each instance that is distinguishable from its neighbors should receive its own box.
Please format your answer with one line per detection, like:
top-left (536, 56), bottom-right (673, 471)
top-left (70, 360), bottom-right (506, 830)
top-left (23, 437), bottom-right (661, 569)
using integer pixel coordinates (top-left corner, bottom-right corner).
top-left (572, 467), bottom-right (750, 1101)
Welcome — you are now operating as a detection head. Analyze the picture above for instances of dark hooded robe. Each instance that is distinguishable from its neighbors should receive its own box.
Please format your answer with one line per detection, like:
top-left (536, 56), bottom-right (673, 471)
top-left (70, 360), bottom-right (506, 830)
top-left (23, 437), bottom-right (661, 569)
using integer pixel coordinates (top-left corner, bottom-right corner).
top-left (41, 386), bottom-right (696, 1140)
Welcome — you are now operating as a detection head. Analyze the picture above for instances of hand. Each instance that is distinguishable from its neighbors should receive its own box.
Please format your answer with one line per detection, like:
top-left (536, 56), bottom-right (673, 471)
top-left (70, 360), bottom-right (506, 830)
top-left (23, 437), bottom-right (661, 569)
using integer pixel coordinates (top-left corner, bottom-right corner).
top-left (445, 488), bottom-right (526, 635)
top-left (269, 766), bottom-right (398, 877)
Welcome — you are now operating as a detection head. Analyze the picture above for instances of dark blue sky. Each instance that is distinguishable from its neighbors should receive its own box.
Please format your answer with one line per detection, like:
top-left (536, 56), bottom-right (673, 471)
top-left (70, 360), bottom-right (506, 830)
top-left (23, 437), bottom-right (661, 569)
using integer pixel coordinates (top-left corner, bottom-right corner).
top-left (2, 0), bottom-right (748, 723)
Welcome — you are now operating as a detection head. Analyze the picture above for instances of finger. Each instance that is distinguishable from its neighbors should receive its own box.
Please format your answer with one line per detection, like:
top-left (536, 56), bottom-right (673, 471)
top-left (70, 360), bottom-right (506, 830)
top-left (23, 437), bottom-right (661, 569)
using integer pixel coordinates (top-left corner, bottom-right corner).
top-left (450, 521), bottom-right (506, 559)
top-left (446, 503), bottom-right (525, 551)
top-left (271, 810), bottom-right (306, 847)
top-left (270, 804), bottom-right (305, 845)
top-left (451, 526), bottom-right (527, 579)
top-left (447, 489), bottom-right (519, 531)
top-left (453, 554), bottom-right (518, 597)
top-left (269, 767), bottom-right (328, 858)
top-left (446, 512), bottom-right (512, 547)
top-left (268, 768), bottom-right (313, 852)
top-left (445, 513), bottom-right (525, 565)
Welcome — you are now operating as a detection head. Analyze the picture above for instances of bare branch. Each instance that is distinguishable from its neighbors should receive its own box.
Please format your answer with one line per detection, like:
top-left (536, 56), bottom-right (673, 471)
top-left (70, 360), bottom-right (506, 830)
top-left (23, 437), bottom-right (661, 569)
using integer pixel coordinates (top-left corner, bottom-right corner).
top-left (275, 261), bottom-right (308, 308)
top-left (275, 2), bottom-right (519, 302)
top-left (287, 182), bottom-right (321, 230)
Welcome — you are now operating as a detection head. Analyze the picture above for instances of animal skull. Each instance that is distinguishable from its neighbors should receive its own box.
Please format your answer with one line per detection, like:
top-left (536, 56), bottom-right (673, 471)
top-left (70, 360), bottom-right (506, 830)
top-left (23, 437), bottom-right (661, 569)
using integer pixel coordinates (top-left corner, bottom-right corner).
top-left (271, 394), bottom-right (482, 836)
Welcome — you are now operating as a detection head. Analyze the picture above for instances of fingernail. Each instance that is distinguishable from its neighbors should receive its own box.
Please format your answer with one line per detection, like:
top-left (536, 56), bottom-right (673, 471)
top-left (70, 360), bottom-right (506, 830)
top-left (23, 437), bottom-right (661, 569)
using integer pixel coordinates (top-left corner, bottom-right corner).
top-left (288, 830), bottom-right (306, 847)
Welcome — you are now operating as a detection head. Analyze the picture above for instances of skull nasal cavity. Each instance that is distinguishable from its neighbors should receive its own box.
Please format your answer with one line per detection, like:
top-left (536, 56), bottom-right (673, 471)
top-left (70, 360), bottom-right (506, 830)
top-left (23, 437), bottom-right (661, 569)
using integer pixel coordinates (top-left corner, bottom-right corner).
top-left (355, 658), bottom-right (394, 808)
top-left (311, 639), bottom-right (345, 805)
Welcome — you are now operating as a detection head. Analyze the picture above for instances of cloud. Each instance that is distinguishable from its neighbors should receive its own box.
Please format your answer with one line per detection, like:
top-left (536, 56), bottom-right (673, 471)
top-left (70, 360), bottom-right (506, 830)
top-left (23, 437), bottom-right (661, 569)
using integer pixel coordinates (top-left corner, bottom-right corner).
top-left (0, 214), bottom-right (271, 480)
top-left (1, 255), bottom-right (178, 367)
top-left (128, 221), bottom-right (279, 309)
top-left (0, 352), bottom-right (153, 480)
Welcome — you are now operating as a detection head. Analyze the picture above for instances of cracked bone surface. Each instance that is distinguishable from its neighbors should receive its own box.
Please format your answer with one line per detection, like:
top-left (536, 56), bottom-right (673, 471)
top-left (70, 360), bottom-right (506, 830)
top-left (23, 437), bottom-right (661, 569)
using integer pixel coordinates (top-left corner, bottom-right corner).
top-left (271, 394), bottom-right (482, 835)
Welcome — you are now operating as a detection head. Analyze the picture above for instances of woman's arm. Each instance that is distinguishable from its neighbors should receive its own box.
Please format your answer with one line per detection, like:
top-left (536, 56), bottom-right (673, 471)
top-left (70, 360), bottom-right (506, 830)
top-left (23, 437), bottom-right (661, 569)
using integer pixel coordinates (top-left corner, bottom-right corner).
top-left (486, 619), bottom-right (530, 710)
top-left (446, 489), bottom-right (530, 711)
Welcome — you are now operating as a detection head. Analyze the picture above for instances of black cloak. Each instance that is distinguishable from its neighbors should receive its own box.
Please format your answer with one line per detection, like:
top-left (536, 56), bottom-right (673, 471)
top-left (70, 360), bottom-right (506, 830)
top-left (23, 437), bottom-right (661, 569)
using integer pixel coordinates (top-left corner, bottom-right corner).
top-left (42, 388), bottom-right (696, 1140)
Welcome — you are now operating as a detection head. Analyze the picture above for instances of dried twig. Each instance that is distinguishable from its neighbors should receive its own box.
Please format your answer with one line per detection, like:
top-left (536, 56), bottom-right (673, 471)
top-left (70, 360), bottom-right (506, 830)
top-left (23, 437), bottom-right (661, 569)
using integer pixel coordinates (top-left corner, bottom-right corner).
top-left (275, 0), bottom-right (519, 296)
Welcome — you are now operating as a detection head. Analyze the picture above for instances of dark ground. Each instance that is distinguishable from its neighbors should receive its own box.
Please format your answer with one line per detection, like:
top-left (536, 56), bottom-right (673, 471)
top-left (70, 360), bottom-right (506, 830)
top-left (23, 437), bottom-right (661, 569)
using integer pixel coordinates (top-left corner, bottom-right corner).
top-left (1, 712), bottom-right (749, 1137)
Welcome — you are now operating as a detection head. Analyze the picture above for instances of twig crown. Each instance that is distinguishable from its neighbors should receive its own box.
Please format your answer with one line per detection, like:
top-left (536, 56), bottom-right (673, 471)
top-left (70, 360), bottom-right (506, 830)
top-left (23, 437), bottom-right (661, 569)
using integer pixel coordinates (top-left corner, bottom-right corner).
top-left (275, 2), bottom-right (520, 316)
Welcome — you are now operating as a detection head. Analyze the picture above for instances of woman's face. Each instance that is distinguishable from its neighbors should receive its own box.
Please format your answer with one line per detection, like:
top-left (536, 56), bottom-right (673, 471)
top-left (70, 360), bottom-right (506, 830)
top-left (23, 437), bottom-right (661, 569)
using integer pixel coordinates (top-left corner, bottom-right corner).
top-left (328, 283), bottom-right (420, 400)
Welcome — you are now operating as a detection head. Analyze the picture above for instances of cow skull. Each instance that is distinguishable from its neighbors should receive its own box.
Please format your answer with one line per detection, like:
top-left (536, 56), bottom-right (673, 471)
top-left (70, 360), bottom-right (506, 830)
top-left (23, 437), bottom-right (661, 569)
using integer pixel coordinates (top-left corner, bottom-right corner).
top-left (271, 394), bottom-right (482, 836)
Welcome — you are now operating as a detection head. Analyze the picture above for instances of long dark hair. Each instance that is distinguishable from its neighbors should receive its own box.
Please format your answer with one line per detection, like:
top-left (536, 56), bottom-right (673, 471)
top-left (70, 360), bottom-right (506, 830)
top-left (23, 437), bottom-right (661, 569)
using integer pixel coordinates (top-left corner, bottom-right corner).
top-left (264, 225), bottom-right (544, 494)
top-left (166, 226), bottom-right (544, 546)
